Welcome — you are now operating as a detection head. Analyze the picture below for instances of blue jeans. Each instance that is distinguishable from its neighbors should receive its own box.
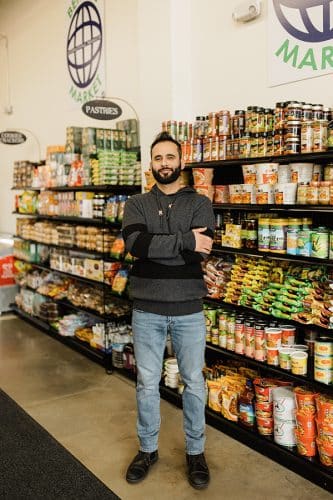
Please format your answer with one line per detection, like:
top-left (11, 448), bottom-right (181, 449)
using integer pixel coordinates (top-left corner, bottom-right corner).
top-left (132, 309), bottom-right (206, 455)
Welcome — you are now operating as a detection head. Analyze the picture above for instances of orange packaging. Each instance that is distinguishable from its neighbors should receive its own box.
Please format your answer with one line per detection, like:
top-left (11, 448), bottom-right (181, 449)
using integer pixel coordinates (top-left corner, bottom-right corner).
top-left (192, 167), bottom-right (214, 185)
top-left (294, 387), bottom-right (317, 415)
top-left (255, 401), bottom-right (273, 418)
top-left (254, 378), bottom-right (278, 403)
top-left (295, 411), bottom-right (316, 438)
top-left (194, 185), bottom-right (215, 201)
top-left (294, 429), bottom-right (316, 457)
top-left (256, 416), bottom-right (274, 436)
top-left (317, 438), bottom-right (333, 467)
top-left (315, 394), bottom-right (333, 421)
top-left (214, 185), bottom-right (230, 204)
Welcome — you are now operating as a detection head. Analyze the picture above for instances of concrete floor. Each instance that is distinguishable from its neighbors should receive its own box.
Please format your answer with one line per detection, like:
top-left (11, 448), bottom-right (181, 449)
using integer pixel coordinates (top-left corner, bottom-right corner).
top-left (0, 315), bottom-right (331, 500)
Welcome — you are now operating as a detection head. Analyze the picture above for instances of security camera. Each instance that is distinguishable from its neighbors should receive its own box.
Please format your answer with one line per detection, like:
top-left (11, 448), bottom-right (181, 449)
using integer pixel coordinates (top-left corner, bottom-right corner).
top-left (232, 1), bottom-right (261, 22)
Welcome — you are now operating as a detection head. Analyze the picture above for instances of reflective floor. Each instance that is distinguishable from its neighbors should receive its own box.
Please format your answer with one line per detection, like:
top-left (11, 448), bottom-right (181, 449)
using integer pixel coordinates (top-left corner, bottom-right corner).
top-left (0, 315), bottom-right (330, 500)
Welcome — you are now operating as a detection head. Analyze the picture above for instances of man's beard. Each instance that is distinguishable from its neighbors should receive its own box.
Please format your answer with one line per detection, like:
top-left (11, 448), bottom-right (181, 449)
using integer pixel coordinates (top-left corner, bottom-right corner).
top-left (152, 165), bottom-right (181, 184)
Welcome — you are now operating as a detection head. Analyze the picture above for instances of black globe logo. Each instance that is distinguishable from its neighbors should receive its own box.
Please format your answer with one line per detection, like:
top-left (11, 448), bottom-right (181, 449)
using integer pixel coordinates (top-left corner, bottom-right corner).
top-left (67, 1), bottom-right (103, 89)
top-left (273, 0), bottom-right (333, 43)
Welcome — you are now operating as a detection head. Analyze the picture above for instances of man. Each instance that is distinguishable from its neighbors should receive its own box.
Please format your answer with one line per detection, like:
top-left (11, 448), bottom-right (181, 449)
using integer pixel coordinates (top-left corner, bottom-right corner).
top-left (122, 131), bottom-right (215, 490)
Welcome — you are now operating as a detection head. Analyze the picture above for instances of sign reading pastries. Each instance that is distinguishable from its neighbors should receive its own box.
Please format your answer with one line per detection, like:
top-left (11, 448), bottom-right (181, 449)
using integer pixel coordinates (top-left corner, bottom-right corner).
top-left (81, 99), bottom-right (122, 120)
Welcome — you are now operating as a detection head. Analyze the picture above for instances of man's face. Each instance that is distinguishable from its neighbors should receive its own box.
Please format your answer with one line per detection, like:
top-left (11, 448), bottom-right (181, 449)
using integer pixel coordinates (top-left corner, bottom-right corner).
top-left (151, 141), bottom-right (183, 185)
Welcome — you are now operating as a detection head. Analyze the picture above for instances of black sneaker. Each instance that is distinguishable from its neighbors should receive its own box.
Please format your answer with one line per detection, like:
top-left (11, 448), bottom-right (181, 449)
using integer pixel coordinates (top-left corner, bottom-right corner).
top-left (126, 450), bottom-right (159, 484)
top-left (186, 452), bottom-right (210, 490)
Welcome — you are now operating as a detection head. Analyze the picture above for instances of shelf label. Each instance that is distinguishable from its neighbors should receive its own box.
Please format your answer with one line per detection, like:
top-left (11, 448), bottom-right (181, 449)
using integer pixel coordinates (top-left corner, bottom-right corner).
top-left (0, 131), bottom-right (27, 145)
top-left (81, 99), bottom-right (122, 120)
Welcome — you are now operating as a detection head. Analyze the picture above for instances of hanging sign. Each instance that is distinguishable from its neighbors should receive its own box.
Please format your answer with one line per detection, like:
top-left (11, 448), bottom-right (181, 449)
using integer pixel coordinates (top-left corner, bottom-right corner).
top-left (82, 99), bottom-right (122, 120)
top-left (268, 0), bottom-right (333, 86)
top-left (66, 0), bottom-right (106, 106)
top-left (0, 131), bottom-right (27, 145)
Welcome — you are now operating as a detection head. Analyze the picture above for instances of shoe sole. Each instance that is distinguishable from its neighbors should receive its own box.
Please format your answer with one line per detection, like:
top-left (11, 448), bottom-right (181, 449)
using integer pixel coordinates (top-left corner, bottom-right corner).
top-left (189, 478), bottom-right (209, 490)
top-left (126, 456), bottom-right (159, 484)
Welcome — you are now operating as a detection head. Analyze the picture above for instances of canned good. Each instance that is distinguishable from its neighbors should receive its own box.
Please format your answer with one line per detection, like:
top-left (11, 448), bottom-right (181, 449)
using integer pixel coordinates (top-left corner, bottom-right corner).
top-left (258, 219), bottom-right (270, 250)
top-left (286, 229), bottom-right (298, 255)
top-left (269, 219), bottom-right (288, 253)
top-left (297, 229), bottom-right (312, 256)
top-left (314, 367), bottom-right (333, 385)
top-left (310, 227), bottom-right (329, 259)
top-left (315, 337), bottom-right (333, 356)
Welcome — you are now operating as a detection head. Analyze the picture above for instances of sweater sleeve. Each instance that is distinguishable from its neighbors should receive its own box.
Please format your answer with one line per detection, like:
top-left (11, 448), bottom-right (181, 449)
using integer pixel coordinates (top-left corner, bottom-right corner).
top-left (122, 196), bottom-right (195, 259)
top-left (181, 195), bottom-right (215, 263)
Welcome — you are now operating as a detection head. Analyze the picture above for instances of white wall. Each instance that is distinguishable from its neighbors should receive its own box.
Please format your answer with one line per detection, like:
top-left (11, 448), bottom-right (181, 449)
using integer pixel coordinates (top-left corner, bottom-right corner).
top-left (1, 0), bottom-right (333, 234)
top-left (189, 0), bottom-right (333, 114)
top-left (0, 0), bottom-right (143, 233)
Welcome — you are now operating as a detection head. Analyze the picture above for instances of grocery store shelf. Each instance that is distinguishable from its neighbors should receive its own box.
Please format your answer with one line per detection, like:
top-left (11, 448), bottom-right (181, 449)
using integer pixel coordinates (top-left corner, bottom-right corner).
top-left (159, 385), bottom-right (333, 493)
top-left (11, 305), bottom-right (107, 367)
top-left (212, 203), bottom-right (333, 213)
top-left (13, 212), bottom-right (108, 226)
top-left (12, 184), bottom-right (141, 193)
top-left (14, 235), bottom-right (120, 260)
top-left (205, 343), bottom-right (330, 392)
top-left (212, 245), bottom-right (333, 266)
top-left (47, 184), bottom-right (141, 193)
top-left (203, 296), bottom-right (329, 335)
top-left (186, 150), bottom-right (333, 168)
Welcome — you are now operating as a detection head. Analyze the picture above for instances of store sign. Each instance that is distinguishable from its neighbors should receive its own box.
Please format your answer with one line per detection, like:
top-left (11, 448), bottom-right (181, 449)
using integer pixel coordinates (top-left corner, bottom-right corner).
top-left (0, 131), bottom-right (27, 145)
top-left (82, 99), bottom-right (122, 120)
top-left (268, 0), bottom-right (333, 86)
top-left (66, 0), bottom-right (105, 105)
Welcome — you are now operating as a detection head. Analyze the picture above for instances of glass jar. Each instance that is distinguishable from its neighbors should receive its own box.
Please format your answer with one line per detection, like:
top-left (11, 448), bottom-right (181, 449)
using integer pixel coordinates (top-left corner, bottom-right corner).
top-left (313, 120), bottom-right (328, 152)
top-left (302, 104), bottom-right (313, 121)
top-left (286, 102), bottom-right (303, 121)
top-left (301, 121), bottom-right (314, 153)
top-left (274, 102), bottom-right (285, 131)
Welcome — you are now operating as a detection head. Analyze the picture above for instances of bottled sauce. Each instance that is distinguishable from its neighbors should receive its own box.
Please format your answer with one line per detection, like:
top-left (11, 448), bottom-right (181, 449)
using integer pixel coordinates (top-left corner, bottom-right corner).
top-left (244, 219), bottom-right (257, 249)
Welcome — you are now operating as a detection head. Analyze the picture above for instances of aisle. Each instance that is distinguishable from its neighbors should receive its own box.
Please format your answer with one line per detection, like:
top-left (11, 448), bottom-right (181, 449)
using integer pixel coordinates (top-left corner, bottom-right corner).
top-left (0, 316), bottom-right (330, 500)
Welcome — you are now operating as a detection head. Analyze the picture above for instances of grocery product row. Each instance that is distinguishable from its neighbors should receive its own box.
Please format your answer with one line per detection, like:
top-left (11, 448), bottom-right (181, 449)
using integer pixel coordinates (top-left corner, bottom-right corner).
top-left (204, 254), bottom-right (332, 331)
top-left (14, 190), bottom-right (131, 220)
top-left (213, 212), bottom-right (332, 260)
top-left (192, 162), bottom-right (333, 206)
top-left (13, 151), bottom-right (141, 189)
top-left (65, 121), bottom-right (139, 154)
top-left (13, 242), bottom-right (130, 291)
top-left (163, 100), bottom-right (333, 161)
top-left (14, 264), bottom-right (131, 319)
top-left (203, 304), bottom-right (332, 383)
top-left (15, 219), bottom-right (127, 256)
top-left (12, 123), bottom-right (140, 190)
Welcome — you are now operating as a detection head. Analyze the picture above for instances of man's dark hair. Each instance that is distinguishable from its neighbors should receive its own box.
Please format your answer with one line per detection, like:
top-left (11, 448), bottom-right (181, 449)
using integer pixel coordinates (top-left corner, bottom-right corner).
top-left (150, 131), bottom-right (182, 159)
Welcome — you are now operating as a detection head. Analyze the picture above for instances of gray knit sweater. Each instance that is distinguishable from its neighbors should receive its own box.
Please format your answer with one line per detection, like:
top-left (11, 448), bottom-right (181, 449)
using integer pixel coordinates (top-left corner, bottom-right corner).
top-left (122, 184), bottom-right (215, 315)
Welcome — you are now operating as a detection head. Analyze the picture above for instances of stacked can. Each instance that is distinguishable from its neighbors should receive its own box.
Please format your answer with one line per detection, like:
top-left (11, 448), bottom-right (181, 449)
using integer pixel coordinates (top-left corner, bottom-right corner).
top-left (272, 386), bottom-right (297, 448)
top-left (254, 321), bottom-right (266, 361)
top-left (265, 327), bottom-right (282, 366)
top-left (294, 387), bottom-right (317, 458)
top-left (244, 317), bottom-right (255, 358)
top-left (253, 378), bottom-right (277, 437)
top-left (314, 337), bottom-right (333, 385)
top-left (315, 394), bottom-right (333, 467)
top-left (235, 315), bottom-right (245, 355)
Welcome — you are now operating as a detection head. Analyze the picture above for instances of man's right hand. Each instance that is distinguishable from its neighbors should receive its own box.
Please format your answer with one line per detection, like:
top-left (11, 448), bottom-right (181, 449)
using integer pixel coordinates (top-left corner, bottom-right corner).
top-left (192, 227), bottom-right (213, 254)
